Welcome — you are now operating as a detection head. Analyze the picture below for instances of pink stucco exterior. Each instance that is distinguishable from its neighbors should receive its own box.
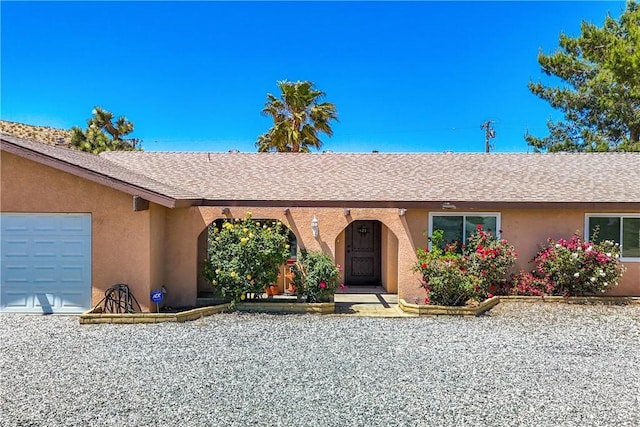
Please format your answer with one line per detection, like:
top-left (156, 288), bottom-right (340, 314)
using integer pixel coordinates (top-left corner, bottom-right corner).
top-left (2, 148), bottom-right (638, 311)
top-left (1, 151), bottom-right (159, 311)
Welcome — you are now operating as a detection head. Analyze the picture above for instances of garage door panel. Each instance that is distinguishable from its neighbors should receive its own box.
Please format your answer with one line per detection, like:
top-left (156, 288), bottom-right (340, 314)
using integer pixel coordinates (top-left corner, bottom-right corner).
top-left (60, 239), bottom-right (89, 257)
top-left (0, 214), bottom-right (90, 234)
top-left (2, 292), bottom-right (29, 309)
top-left (3, 265), bottom-right (30, 283)
top-left (0, 216), bottom-right (29, 234)
top-left (2, 239), bottom-right (29, 257)
top-left (30, 294), bottom-right (54, 314)
top-left (1, 214), bottom-right (91, 314)
top-left (60, 217), bottom-right (91, 234)
top-left (59, 292), bottom-right (90, 309)
top-left (61, 267), bottom-right (88, 284)
top-left (33, 239), bottom-right (58, 256)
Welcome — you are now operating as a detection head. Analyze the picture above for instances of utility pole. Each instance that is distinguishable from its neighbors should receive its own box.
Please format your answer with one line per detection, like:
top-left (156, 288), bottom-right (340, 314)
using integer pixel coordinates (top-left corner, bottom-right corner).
top-left (480, 120), bottom-right (496, 153)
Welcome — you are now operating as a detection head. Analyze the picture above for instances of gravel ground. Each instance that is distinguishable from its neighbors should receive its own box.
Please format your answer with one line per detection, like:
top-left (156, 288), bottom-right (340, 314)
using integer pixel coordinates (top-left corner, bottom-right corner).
top-left (1, 302), bottom-right (639, 427)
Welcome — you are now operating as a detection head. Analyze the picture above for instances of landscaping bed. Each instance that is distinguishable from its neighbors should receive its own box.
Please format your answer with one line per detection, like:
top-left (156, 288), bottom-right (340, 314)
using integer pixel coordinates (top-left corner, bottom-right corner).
top-left (236, 300), bottom-right (334, 314)
top-left (79, 296), bottom-right (335, 324)
top-left (399, 296), bottom-right (500, 316)
top-left (79, 303), bottom-right (230, 324)
top-left (398, 295), bottom-right (640, 317)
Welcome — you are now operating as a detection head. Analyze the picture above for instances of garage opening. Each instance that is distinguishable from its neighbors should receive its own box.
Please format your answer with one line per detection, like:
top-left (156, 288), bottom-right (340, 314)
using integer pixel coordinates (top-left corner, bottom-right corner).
top-left (1, 213), bottom-right (92, 314)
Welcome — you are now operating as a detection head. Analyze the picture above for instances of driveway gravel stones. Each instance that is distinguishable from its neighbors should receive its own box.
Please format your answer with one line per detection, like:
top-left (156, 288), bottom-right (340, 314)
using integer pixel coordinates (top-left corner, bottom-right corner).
top-left (1, 302), bottom-right (638, 426)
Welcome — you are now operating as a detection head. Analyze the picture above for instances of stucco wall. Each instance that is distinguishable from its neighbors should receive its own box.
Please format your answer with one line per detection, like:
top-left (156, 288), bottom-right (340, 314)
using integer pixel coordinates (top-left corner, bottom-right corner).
top-left (170, 206), bottom-right (639, 306)
top-left (1, 151), bottom-right (156, 311)
top-left (502, 209), bottom-right (639, 296)
top-left (149, 203), bottom-right (167, 300)
top-left (4, 149), bottom-right (636, 311)
top-left (164, 207), bottom-right (421, 305)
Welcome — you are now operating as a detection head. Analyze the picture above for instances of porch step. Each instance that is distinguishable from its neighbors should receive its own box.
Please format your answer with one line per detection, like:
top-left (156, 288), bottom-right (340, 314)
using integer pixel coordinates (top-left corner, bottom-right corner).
top-left (196, 297), bottom-right (231, 307)
top-left (196, 292), bottom-right (404, 317)
top-left (333, 302), bottom-right (411, 317)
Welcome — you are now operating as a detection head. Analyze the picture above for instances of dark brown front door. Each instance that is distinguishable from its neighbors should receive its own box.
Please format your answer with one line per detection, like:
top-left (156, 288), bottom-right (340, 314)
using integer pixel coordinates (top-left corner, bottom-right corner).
top-left (345, 220), bottom-right (381, 286)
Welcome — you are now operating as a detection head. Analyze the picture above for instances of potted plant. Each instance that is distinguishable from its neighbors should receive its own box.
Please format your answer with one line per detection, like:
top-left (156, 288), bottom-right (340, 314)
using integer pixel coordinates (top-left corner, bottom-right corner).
top-left (290, 250), bottom-right (341, 303)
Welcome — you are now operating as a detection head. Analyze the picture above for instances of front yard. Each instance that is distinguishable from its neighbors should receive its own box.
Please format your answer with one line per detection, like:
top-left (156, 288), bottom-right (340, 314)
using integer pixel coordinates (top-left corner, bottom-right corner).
top-left (1, 303), bottom-right (638, 426)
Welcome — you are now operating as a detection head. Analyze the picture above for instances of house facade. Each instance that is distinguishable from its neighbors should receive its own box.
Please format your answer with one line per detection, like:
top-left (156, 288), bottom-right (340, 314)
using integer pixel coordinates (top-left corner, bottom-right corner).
top-left (2, 133), bottom-right (639, 313)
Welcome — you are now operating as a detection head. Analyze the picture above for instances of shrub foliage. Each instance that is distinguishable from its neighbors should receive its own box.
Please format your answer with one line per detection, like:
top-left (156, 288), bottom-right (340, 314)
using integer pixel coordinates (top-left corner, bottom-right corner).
top-left (202, 214), bottom-right (291, 302)
top-left (414, 227), bottom-right (517, 306)
top-left (291, 250), bottom-right (341, 303)
top-left (531, 233), bottom-right (626, 296)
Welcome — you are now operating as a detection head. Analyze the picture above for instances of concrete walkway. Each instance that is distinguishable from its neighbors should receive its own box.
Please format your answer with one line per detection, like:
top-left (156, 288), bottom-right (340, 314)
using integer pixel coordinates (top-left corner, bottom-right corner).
top-left (332, 286), bottom-right (412, 317)
top-left (198, 286), bottom-right (412, 317)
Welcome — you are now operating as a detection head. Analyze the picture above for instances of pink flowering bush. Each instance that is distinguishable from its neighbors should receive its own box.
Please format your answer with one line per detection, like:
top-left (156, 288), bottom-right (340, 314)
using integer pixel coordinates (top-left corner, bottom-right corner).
top-left (415, 227), bottom-right (518, 305)
top-left (509, 271), bottom-right (555, 296)
top-left (413, 230), bottom-right (480, 306)
top-left (463, 225), bottom-right (518, 297)
top-left (291, 250), bottom-right (341, 302)
top-left (532, 233), bottom-right (626, 296)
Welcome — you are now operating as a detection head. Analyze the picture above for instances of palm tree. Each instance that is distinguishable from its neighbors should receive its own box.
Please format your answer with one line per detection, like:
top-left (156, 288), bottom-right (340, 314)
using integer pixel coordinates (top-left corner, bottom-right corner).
top-left (256, 80), bottom-right (338, 152)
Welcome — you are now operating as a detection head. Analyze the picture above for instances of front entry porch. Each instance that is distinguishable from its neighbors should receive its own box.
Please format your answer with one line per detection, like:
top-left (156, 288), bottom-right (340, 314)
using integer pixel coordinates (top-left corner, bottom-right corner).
top-left (195, 285), bottom-right (409, 317)
top-left (333, 285), bottom-right (406, 317)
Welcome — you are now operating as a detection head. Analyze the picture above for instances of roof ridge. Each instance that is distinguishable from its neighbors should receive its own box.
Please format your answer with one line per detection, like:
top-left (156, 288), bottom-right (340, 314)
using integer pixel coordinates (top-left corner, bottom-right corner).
top-left (101, 150), bottom-right (640, 156)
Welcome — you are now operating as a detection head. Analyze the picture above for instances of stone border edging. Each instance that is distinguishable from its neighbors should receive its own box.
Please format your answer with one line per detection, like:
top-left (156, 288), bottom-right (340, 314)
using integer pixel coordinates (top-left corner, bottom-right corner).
top-left (79, 295), bottom-right (640, 324)
top-left (497, 295), bottom-right (640, 305)
top-left (79, 303), bottom-right (231, 324)
top-left (79, 301), bottom-right (335, 324)
top-left (236, 301), bottom-right (335, 314)
top-left (399, 297), bottom-right (500, 316)
top-left (399, 295), bottom-right (640, 316)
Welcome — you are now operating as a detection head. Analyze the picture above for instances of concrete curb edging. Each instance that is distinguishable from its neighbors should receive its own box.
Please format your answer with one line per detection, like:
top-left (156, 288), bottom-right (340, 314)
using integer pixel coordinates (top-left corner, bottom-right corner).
top-left (79, 303), bottom-right (231, 324)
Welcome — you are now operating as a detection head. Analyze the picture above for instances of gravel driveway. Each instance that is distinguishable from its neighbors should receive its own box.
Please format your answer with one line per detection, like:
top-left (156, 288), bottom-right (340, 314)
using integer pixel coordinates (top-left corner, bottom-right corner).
top-left (1, 302), bottom-right (639, 427)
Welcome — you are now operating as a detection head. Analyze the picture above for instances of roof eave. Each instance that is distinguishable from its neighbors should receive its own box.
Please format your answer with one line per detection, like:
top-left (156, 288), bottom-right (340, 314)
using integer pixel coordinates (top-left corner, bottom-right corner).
top-left (1, 139), bottom-right (181, 209)
top-left (193, 199), bottom-right (640, 210)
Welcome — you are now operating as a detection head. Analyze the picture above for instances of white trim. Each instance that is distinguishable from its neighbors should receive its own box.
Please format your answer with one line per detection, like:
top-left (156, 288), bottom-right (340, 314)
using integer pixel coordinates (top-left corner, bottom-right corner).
top-left (585, 213), bottom-right (640, 262)
top-left (428, 212), bottom-right (502, 248)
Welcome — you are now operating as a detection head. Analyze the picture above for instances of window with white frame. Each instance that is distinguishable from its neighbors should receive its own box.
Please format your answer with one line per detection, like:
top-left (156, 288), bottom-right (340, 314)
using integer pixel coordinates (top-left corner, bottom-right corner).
top-left (428, 213), bottom-right (501, 249)
top-left (585, 214), bottom-right (640, 261)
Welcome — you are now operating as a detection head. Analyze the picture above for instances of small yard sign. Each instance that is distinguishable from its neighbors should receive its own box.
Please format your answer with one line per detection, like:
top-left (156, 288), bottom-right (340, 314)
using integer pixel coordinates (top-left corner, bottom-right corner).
top-left (150, 289), bottom-right (164, 313)
top-left (150, 290), bottom-right (164, 303)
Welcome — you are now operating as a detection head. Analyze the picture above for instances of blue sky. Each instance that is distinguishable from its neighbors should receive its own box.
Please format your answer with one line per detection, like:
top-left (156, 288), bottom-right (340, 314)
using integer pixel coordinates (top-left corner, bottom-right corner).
top-left (1, 1), bottom-right (626, 153)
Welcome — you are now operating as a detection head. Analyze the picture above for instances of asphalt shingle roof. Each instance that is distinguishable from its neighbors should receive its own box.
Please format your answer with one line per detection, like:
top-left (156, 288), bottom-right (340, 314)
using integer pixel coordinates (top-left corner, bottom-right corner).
top-left (1, 133), bottom-right (199, 200)
top-left (100, 150), bottom-right (640, 204)
top-left (3, 133), bottom-right (639, 205)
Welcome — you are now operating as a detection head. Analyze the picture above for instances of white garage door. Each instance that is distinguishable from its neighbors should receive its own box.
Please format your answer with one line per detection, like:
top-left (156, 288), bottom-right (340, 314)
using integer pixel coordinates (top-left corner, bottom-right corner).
top-left (1, 214), bottom-right (92, 314)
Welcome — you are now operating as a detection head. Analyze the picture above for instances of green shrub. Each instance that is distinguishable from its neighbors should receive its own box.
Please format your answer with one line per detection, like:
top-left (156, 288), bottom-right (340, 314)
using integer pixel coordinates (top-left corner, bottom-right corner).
top-left (509, 271), bottom-right (555, 296)
top-left (463, 225), bottom-right (518, 297)
top-left (413, 230), bottom-right (480, 306)
top-left (291, 250), bottom-right (341, 303)
top-left (532, 233), bottom-right (626, 296)
top-left (202, 213), bottom-right (290, 302)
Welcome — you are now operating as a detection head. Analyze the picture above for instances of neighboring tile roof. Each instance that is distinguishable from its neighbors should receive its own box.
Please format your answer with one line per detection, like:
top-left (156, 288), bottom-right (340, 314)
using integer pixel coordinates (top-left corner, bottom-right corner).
top-left (3, 133), bottom-right (639, 205)
top-left (100, 150), bottom-right (640, 204)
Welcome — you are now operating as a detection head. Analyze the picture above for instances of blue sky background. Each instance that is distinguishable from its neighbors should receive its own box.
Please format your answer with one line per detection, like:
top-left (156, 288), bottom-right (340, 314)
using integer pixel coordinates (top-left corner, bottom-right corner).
top-left (1, 1), bottom-right (627, 153)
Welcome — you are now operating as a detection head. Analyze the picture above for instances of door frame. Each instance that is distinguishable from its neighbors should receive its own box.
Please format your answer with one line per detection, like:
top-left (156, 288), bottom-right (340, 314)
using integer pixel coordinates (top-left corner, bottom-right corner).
top-left (344, 220), bottom-right (382, 286)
